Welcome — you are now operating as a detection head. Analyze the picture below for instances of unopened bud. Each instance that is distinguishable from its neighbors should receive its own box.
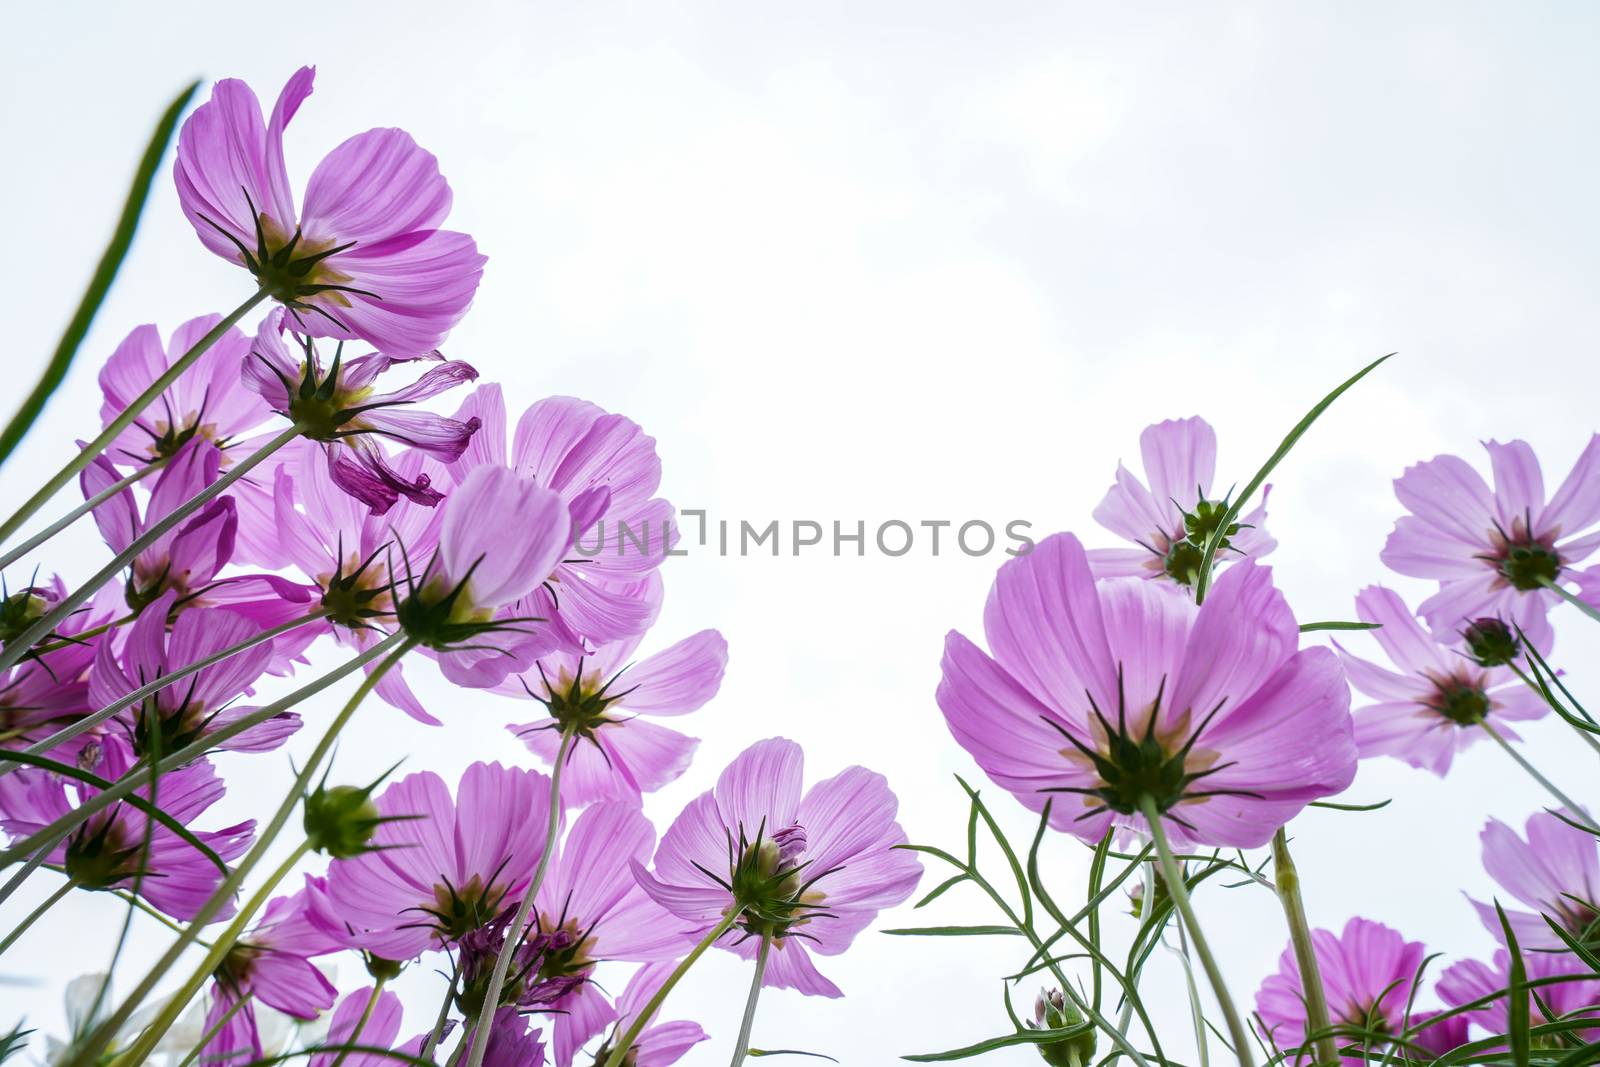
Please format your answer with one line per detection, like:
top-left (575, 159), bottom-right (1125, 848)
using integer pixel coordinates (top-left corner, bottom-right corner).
top-left (304, 784), bottom-right (383, 859)
top-left (1462, 617), bottom-right (1520, 668)
top-left (1031, 988), bottom-right (1095, 1066)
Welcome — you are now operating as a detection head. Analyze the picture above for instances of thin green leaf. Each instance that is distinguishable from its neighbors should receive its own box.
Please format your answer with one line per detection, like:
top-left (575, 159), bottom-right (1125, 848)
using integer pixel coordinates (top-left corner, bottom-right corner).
top-left (895, 843), bottom-right (968, 871)
top-left (0, 750), bottom-right (226, 873)
top-left (1519, 636), bottom-right (1593, 723)
top-left (914, 873), bottom-right (969, 909)
top-left (0, 81), bottom-right (200, 466)
top-left (1496, 901), bottom-right (1532, 1067)
top-left (1307, 798), bottom-right (1392, 812)
top-left (1298, 621), bottom-right (1382, 632)
top-left (1193, 352), bottom-right (1394, 602)
top-left (1540, 914), bottom-right (1600, 974)
top-left (956, 776), bottom-right (1032, 929)
top-left (882, 925), bottom-right (1023, 938)
top-left (0, 1023), bottom-right (32, 1065)
top-left (748, 1051), bottom-right (839, 1062)
top-left (903, 1024), bottom-right (1095, 1062)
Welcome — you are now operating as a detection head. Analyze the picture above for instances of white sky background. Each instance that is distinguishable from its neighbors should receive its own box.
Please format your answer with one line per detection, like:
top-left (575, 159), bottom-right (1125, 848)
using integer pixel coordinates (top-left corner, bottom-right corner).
top-left (4, 1), bottom-right (1600, 1062)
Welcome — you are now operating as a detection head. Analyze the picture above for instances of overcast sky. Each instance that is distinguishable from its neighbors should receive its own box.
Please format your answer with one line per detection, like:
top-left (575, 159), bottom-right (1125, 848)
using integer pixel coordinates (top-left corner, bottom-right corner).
top-left (4, 2), bottom-right (1600, 1063)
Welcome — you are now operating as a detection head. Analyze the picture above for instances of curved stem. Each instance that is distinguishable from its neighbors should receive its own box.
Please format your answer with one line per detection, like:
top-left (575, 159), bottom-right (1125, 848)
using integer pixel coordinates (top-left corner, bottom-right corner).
top-left (0, 421), bottom-right (302, 673)
top-left (0, 608), bottom-right (330, 778)
top-left (421, 957), bottom-right (463, 1061)
top-left (0, 829), bottom-right (61, 909)
top-left (0, 459), bottom-right (163, 571)
top-left (464, 728), bottom-right (576, 1067)
top-left (1482, 721), bottom-right (1597, 828)
top-left (330, 975), bottom-right (389, 1067)
top-left (0, 633), bottom-right (401, 869)
top-left (116, 840), bottom-right (311, 1066)
top-left (0, 288), bottom-right (268, 548)
top-left (64, 638), bottom-right (414, 1067)
top-left (1169, 915), bottom-right (1210, 1067)
top-left (0, 876), bottom-right (74, 956)
top-left (729, 935), bottom-right (771, 1067)
top-left (1140, 796), bottom-right (1255, 1067)
top-left (1271, 829), bottom-right (1337, 1066)
top-left (601, 909), bottom-right (744, 1067)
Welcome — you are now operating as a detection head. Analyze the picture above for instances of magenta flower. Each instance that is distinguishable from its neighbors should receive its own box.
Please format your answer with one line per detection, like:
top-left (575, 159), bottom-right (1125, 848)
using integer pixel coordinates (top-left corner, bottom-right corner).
top-left (89, 589), bottom-right (297, 757)
top-left (272, 446), bottom-right (444, 722)
top-left (1335, 586), bottom-right (1546, 775)
top-left (1254, 918), bottom-right (1428, 1064)
top-left (634, 737), bottom-right (922, 998)
top-left (1087, 417), bottom-right (1274, 587)
top-left (937, 532), bottom-right (1356, 848)
top-left (0, 578), bottom-right (96, 749)
top-left (0, 737), bottom-right (252, 921)
top-left (1469, 811), bottom-right (1599, 948)
top-left (519, 803), bottom-right (688, 1066)
top-left (449, 385), bottom-right (675, 653)
top-left (199, 884), bottom-right (340, 1066)
top-left (397, 464), bottom-right (571, 688)
top-left (246, 308), bottom-right (481, 514)
top-left (1437, 948), bottom-right (1600, 1042)
top-left (594, 960), bottom-right (709, 1067)
top-left (308, 987), bottom-right (406, 1067)
top-left (312, 761), bottom-right (552, 960)
top-left (506, 618), bottom-right (726, 808)
top-left (1381, 436), bottom-right (1600, 654)
top-left (455, 1008), bottom-right (548, 1067)
top-left (81, 439), bottom-right (314, 634)
top-left (174, 67), bottom-right (486, 358)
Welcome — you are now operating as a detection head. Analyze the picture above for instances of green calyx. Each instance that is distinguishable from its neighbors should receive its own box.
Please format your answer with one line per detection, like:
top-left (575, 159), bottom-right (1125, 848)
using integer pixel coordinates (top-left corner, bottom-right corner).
top-left (303, 762), bottom-right (407, 859)
top-left (722, 823), bottom-right (829, 941)
top-left (520, 662), bottom-right (633, 745)
top-left (1033, 989), bottom-right (1096, 1067)
top-left (1163, 494), bottom-right (1246, 586)
top-left (1462, 617), bottom-right (1520, 668)
top-left (199, 193), bottom-right (372, 316)
top-left (1428, 677), bottom-right (1491, 726)
top-left (1498, 541), bottom-right (1561, 592)
top-left (0, 587), bottom-right (50, 645)
top-left (320, 546), bottom-right (396, 630)
top-left (63, 817), bottom-right (144, 891)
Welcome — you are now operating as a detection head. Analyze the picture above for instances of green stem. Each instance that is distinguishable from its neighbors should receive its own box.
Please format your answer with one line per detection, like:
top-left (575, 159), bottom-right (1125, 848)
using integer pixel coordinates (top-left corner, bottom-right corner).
top-left (172, 992), bottom-right (254, 1067)
top-left (330, 976), bottom-right (389, 1067)
top-left (729, 935), bottom-right (771, 1067)
top-left (601, 909), bottom-right (744, 1067)
top-left (420, 958), bottom-right (462, 1061)
top-left (0, 288), bottom-right (268, 547)
top-left (0, 607), bottom-right (331, 778)
top-left (1140, 796), bottom-right (1255, 1067)
top-left (0, 876), bottom-right (74, 956)
top-left (1483, 721), bottom-right (1598, 828)
top-left (463, 727), bottom-right (576, 1067)
top-left (0, 460), bottom-right (163, 571)
top-left (0, 82), bottom-right (202, 472)
top-left (1509, 663), bottom-right (1600, 760)
top-left (1271, 829), bottom-right (1337, 1066)
top-left (0, 633), bottom-right (401, 869)
top-left (116, 840), bottom-right (312, 1066)
top-left (0, 420), bottom-right (301, 673)
top-left (1540, 576), bottom-right (1600, 627)
top-left (63, 638), bottom-right (414, 1067)
top-left (1170, 915), bottom-right (1210, 1067)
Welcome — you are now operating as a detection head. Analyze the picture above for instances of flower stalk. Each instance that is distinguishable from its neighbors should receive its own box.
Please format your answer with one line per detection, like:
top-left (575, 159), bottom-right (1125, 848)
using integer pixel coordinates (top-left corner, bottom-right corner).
top-left (1481, 721), bottom-right (1597, 829)
top-left (1271, 829), bottom-right (1337, 1066)
top-left (0, 876), bottom-right (75, 957)
top-left (0, 289), bottom-right (268, 548)
top-left (0, 458), bottom-right (163, 571)
top-left (729, 935), bottom-right (771, 1067)
top-left (601, 908), bottom-right (745, 1067)
top-left (1140, 796), bottom-right (1255, 1067)
top-left (462, 726), bottom-right (576, 1067)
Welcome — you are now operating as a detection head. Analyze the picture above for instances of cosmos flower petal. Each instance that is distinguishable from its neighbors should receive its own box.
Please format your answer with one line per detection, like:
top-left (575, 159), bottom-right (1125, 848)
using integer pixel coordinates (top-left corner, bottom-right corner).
top-left (1484, 438), bottom-right (1547, 531)
top-left (1542, 433), bottom-right (1600, 537)
top-left (300, 127), bottom-right (452, 245)
top-left (1139, 416), bottom-right (1217, 509)
top-left (439, 465), bottom-right (571, 610)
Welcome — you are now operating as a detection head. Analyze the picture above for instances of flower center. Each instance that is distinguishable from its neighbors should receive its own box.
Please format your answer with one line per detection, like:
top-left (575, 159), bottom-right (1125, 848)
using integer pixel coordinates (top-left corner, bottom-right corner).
top-left (1160, 498), bottom-right (1242, 586)
top-left (1488, 519), bottom-right (1562, 592)
top-left (64, 816), bottom-right (143, 890)
top-left (1425, 675), bottom-right (1490, 726)
top-left (427, 874), bottom-right (512, 942)
top-left (725, 823), bottom-right (824, 940)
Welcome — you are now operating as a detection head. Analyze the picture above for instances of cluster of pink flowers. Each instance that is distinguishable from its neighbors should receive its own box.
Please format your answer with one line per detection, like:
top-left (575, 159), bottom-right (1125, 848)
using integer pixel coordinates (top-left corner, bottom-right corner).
top-left (0, 69), bottom-right (920, 1067)
top-left (936, 415), bottom-right (1600, 1063)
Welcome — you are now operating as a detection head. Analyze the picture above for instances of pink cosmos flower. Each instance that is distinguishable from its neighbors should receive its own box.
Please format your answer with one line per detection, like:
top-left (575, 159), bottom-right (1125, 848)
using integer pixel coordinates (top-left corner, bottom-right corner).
top-left (634, 737), bottom-right (922, 998)
top-left (174, 67), bottom-right (486, 358)
top-left (1254, 918), bottom-right (1428, 1065)
top-left (96, 317), bottom-right (284, 566)
top-left (308, 987), bottom-right (406, 1067)
top-left (246, 308), bottom-right (482, 514)
top-left (0, 578), bottom-right (97, 750)
top-left (397, 464), bottom-right (571, 688)
top-left (1469, 811), bottom-right (1599, 948)
top-left (455, 1008), bottom-right (548, 1067)
top-left (1088, 417), bottom-right (1274, 588)
top-left (1335, 586), bottom-right (1547, 776)
top-left (199, 884), bottom-right (340, 1066)
top-left (272, 446), bottom-right (444, 722)
top-left (594, 960), bottom-right (709, 1067)
top-left (89, 589), bottom-right (297, 758)
top-left (505, 608), bottom-right (726, 808)
top-left (449, 385), bottom-right (675, 654)
top-left (1437, 948), bottom-right (1600, 1042)
top-left (937, 532), bottom-right (1356, 849)
top-left (0, 737), bottom-right (252, 922)
top-left (1381, 436), bottom-right (1600, 654)
top-left (515, 803), bottom-right (688, 1067)
top-left (312, 761), bottom-right (553, 961)
top-left (81, 439), bottom-right (313, 638)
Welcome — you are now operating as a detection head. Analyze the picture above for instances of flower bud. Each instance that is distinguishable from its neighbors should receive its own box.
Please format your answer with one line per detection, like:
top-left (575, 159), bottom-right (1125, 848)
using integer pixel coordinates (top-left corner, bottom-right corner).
top-left (303, 783), bottom-right (383, 859)
top-left (1462, 617), bottom-right (1520, 668)
top-left (1031, 988), bottom-right (1096, 1066)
